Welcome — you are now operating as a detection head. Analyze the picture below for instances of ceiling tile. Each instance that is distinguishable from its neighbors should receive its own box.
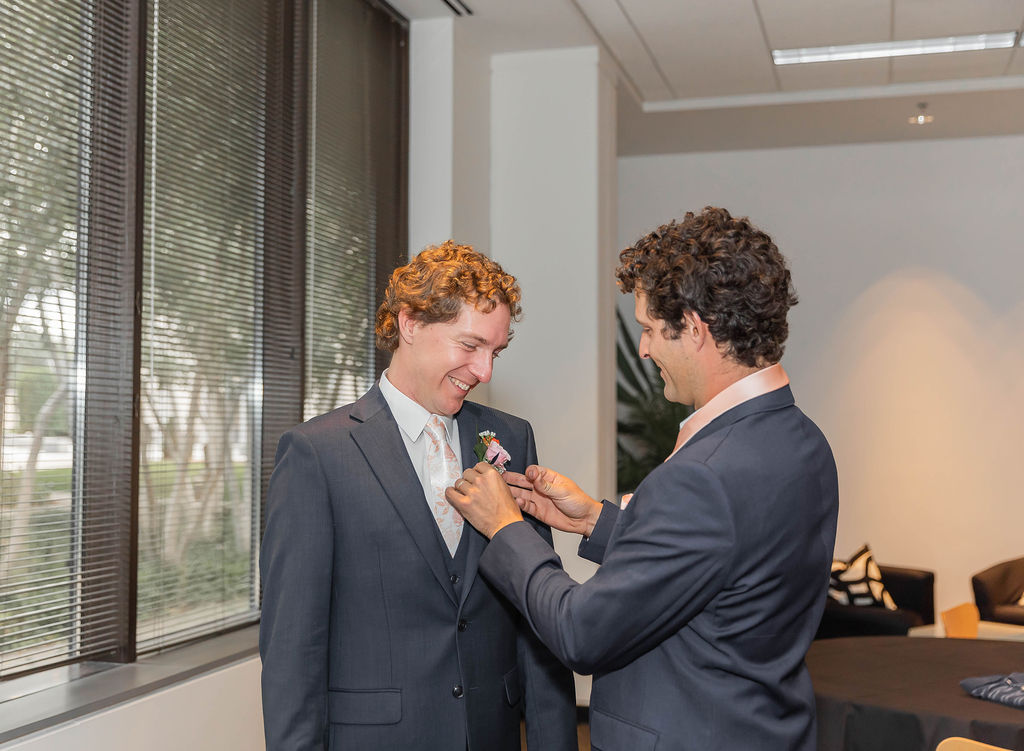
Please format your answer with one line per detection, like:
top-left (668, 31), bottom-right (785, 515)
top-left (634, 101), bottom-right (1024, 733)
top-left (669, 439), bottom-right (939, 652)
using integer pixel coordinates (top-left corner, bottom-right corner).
top-left (575, 0), bottom-right (675, 101)
top-left (776, 59), bottom-right (890, 91)
top-left (620, 0), bottom-right (778, 98)
top-left (892, 49), bottom-right (1016, 83)
top-left (758, 0), bottom-right (892, 49)
top-left (894, 0), bottom-right (1024, 39)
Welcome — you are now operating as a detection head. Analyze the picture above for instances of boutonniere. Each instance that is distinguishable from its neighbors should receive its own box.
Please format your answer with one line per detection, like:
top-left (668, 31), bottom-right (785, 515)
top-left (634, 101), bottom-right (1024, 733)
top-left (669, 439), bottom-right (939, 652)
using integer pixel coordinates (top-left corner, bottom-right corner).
top-left (473, 430), bottom-right (511, 473)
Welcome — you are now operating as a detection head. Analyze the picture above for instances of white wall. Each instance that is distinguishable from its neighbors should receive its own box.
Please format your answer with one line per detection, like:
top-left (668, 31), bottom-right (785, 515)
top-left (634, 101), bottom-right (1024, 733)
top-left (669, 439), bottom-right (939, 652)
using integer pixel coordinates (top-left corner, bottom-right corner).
top-left (408, 18), bottom-right (455, 254)
top-left (408, 16), bottom-right (493, 256)
top-left (618, 134), bottom-right (1024, 618)
top-left (1, 658), bottom-right (263, 751)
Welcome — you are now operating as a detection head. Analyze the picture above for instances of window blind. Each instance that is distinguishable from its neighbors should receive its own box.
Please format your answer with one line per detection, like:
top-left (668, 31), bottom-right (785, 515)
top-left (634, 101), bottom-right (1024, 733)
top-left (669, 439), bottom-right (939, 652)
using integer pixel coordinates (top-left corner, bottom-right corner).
top-left (136, 0), bottom-right (268, 650)
top-left (304, 0), bottom-right (407, 419)
top-left (1, 0), bottom-right (140, 677)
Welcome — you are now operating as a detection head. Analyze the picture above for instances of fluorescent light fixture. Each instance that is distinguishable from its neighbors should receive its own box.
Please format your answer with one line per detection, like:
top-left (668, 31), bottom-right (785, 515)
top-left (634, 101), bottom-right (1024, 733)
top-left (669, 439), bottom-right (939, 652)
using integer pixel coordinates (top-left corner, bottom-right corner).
top-left (773, 33), bottom-right (1017, 65)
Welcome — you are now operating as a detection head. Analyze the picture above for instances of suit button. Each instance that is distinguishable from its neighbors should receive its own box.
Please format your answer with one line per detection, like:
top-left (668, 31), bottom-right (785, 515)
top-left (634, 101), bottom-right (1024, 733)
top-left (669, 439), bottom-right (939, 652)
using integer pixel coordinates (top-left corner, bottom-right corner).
top-left (452, 684), bottom-right (464, 698)
top-left (458, 619), bottom-right (468, 632)
top-left (450, 574), bottom-right (460, 585)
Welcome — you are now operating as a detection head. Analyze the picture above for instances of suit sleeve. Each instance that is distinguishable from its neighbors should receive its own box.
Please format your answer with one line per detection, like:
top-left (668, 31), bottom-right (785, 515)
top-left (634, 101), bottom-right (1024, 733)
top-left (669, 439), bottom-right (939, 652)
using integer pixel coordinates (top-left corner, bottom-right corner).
top-left (577, 501), bottom-right (620, 564)
top-left (516, 421), bottom-right (580, 751)
top-left (259, 430), bottom-right (334, 750)
top-left (484, 458), bottom-right (735, 676)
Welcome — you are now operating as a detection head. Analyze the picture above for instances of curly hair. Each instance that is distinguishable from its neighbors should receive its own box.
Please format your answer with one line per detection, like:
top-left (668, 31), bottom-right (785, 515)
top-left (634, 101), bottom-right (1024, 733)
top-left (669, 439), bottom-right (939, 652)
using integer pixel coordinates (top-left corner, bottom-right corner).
top-left (375, 241), bottom-right (523, 352)
top-left (615, 207), bottom-right (798, 368)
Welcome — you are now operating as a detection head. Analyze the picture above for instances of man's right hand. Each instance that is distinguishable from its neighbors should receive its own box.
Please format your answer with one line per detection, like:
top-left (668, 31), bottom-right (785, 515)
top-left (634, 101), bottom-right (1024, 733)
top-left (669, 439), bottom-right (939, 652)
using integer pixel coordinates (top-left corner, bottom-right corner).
top-left (503, 465), bottom-right (603, 537)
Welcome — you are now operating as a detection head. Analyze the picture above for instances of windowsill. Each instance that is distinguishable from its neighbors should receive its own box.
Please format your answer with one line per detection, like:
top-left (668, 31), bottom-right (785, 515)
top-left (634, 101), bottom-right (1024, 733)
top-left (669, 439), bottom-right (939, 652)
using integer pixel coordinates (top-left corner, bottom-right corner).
top-left (0, 625), bottom-right (260, 745)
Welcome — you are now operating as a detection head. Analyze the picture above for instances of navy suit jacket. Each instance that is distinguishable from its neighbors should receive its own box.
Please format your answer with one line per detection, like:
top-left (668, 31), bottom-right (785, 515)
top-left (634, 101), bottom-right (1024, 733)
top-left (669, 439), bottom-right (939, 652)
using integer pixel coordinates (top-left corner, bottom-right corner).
top-left (482, 385), bottom-right (839, 751)
top-left (259, 385), bottom-right (577, 750)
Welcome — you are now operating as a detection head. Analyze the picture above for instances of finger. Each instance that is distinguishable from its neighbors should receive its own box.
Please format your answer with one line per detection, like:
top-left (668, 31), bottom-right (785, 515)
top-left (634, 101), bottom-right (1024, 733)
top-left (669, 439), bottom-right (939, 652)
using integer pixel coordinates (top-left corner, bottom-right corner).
top-left (502, 471), bottom-right (531, 489)
top-left (529, 466), bottom-right (557, 495)
top-left (508, 484), bottom-right (531, 505)
top-left (472, 461), bottom-right (496, 477)
top-left (444, 485), bottom-right (465, 505)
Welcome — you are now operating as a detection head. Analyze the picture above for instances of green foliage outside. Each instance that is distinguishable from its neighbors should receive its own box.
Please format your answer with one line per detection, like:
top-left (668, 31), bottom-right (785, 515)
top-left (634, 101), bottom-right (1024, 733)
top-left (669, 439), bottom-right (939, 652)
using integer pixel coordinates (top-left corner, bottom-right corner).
top-left (136, 460), bottom-right (254, 629)
top-left (616, 307), bottom-right (693, 493)
top-left (0, 461), bottom-right (253, 656)
top-left (15, 366), bottom-right (69, 435)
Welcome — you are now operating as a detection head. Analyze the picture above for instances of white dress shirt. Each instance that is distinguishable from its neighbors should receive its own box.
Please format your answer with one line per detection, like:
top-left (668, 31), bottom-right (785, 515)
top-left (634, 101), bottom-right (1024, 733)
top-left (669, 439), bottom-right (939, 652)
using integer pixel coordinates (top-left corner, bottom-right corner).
top-left (379, 370), bottom-right (463, 506)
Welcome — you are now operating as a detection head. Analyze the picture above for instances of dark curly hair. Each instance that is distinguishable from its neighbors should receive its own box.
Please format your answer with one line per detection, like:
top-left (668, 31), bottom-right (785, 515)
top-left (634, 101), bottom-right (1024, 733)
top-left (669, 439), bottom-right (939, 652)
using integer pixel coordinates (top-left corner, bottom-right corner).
top-left (375, 241), bottom-right (522, 352)
top-left (615, 207), bottom-right (797, 368)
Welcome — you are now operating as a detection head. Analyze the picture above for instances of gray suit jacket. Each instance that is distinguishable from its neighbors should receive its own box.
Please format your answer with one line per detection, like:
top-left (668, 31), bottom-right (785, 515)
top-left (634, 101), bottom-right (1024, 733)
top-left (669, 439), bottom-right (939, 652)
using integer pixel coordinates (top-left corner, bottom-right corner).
top-left (259, 385), bottom-right (577, 750)
top-left (482, 385), bottom-right (839, 751)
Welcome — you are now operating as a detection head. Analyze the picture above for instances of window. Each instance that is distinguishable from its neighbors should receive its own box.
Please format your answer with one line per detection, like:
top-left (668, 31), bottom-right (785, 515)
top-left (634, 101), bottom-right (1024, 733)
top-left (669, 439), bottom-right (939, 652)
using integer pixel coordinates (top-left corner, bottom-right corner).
top-left (305, 0), bottom-right (407, 417)
top-left (0, 0), bottom-right (407, 680)
top-left (136, 0), bottom-right (269, 652)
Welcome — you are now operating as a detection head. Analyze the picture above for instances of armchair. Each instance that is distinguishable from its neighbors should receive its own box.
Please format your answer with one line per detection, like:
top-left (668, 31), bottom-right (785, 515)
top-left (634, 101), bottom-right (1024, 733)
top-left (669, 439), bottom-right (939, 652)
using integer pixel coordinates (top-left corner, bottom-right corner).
top-left (971, 556), bottom-right (1024, 626)
top-left (815, 564), bottom-right (935, 639)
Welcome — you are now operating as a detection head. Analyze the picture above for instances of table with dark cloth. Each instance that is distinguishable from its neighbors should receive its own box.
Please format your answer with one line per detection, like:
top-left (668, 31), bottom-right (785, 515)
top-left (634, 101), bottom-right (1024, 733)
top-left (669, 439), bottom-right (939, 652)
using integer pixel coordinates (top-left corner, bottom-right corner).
top-left (807, 636), bottom-right (1024, 751)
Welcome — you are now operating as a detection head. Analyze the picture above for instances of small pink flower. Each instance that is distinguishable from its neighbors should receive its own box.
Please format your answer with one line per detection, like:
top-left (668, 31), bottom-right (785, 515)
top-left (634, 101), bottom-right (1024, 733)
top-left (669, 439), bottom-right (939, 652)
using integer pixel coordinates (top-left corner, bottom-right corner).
top-left (484, 438), bottom-right (511, 473)
top-left (475, 430), bottom-right (512, 473)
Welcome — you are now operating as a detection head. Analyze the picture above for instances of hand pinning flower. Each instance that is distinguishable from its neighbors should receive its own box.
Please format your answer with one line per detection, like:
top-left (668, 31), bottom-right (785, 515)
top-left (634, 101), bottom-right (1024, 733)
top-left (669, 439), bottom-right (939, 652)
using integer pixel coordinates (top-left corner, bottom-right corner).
top-left (474, 430), bottom-right (512, 473)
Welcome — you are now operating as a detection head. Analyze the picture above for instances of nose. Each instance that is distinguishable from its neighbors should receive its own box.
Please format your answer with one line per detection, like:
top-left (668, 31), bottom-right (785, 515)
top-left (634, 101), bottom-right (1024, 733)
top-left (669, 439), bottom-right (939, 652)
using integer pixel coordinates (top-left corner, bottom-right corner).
top-left (468, 350), bottom-right (494, 383)
top-left (638, 332), bottom-right (651, 360)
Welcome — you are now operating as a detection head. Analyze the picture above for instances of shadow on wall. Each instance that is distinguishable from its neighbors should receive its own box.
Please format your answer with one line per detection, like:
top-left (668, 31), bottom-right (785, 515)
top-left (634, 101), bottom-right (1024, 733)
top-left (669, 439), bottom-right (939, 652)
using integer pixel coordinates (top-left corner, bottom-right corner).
top-left (804, 267), bottom-right (1024, 615)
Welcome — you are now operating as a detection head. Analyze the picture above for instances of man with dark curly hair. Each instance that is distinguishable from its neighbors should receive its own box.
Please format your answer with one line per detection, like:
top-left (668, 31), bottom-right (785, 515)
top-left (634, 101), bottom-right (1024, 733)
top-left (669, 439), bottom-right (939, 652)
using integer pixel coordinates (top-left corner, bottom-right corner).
top-left (448, 208), bottom-right (839, 750)
top-left (259, 241), bottom-right (577, 750)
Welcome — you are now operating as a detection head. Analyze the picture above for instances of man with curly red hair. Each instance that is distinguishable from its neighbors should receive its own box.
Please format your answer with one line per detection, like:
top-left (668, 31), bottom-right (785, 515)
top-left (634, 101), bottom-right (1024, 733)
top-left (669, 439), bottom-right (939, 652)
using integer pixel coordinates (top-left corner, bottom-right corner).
top-left (260, 241), bottom-right (577, 750)
top-left (449, 208), bottom-right (839, 751)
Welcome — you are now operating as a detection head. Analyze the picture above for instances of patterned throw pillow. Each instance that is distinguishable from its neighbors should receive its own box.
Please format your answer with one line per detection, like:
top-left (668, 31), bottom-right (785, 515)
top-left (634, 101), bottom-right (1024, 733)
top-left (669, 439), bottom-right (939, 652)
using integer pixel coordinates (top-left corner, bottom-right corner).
top-left (828, 544), bottom-right (897, 609)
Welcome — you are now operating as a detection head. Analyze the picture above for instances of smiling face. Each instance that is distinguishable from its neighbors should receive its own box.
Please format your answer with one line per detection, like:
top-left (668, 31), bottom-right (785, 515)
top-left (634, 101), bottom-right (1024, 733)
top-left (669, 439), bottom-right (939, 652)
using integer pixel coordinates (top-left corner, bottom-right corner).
top-left (388, 302), bottom-right (511, 416)
top-left (635, 290), bottom-right (695, 407)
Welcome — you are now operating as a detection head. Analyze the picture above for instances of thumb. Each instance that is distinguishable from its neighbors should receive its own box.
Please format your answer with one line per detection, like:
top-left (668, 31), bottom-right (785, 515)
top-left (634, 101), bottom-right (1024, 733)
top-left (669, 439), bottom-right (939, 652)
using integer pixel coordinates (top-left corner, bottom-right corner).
top-left (528, 465), bottom-right (558, 495)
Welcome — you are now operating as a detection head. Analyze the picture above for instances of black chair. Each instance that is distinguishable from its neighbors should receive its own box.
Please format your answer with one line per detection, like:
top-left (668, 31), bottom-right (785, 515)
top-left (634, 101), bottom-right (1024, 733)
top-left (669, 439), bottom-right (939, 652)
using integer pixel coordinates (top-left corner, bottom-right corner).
top-left (815, 565), bottom-right (935, 639)
top-left (971, 556), bottom-right (1024, 626)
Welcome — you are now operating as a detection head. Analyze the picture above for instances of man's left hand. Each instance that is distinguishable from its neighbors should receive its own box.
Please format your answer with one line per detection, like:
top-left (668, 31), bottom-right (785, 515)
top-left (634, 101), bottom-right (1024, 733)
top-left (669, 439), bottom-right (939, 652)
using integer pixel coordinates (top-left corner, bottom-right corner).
top-left (445, 462), bottom-right (524, 539)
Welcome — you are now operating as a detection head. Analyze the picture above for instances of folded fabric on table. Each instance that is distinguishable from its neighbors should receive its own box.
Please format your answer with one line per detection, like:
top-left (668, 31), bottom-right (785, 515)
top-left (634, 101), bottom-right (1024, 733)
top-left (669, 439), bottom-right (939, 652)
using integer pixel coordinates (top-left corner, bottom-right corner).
top-left (960, 672), bottom-right (1024, 709)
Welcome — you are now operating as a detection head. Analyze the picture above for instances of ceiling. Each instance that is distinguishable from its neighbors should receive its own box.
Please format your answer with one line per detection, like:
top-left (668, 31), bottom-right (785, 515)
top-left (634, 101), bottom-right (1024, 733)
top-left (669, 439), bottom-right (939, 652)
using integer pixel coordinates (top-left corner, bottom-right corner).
top-left (387, 0), bottom-right (1024, 153)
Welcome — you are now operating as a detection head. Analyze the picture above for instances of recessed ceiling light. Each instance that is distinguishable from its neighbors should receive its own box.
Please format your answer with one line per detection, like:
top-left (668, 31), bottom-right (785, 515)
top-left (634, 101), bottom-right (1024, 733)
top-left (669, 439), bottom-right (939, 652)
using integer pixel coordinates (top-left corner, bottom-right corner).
top-left (772, 33), bottom-right (1017, 65)
top-left (908, 102), bottom-right (934, 125)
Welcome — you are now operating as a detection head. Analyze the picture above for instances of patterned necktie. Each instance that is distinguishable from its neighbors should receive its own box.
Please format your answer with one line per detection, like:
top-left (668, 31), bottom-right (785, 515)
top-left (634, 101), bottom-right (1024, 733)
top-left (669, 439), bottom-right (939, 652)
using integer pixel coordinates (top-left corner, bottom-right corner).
top-left (423, 415), bottom-right (463, 556)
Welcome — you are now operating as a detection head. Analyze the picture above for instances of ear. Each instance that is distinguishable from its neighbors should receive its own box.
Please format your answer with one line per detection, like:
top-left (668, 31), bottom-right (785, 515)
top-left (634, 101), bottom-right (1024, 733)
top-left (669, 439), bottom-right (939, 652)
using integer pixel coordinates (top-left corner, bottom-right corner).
top-left (682, 312), bottom-right (710, 350)
top-left (397, 307), bottom-right (419, 345)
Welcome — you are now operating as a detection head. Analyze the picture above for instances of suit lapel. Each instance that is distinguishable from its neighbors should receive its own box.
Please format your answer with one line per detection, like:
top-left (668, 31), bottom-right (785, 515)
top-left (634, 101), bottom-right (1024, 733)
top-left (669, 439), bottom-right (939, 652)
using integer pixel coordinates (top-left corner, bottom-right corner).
top-left (350, 386), bottom-right (458, 606)
top-left (456, 403), bottom-right (487, 609)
